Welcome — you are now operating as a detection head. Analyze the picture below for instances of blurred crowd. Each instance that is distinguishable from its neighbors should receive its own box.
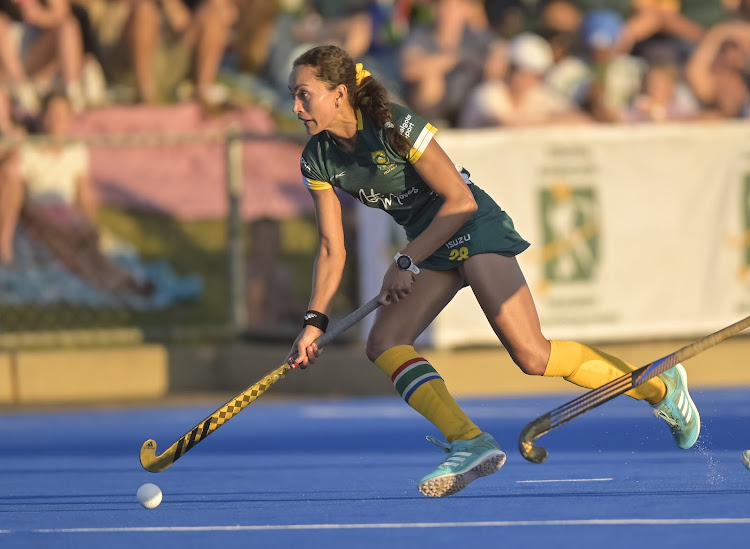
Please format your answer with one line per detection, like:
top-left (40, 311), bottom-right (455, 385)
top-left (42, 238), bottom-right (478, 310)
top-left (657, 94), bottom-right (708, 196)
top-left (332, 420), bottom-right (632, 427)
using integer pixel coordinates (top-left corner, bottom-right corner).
top-left (0, 0), bottom-right (749, 130)
top-left (1, 0), bottom-right (749, 319)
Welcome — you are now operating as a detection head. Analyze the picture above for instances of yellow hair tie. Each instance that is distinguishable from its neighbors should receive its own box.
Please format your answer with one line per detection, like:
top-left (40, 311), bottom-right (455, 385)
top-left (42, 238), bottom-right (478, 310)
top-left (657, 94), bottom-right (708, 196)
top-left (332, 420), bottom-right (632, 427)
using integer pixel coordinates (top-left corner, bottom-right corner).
top-left (355, 63), bottom-right (371, 86)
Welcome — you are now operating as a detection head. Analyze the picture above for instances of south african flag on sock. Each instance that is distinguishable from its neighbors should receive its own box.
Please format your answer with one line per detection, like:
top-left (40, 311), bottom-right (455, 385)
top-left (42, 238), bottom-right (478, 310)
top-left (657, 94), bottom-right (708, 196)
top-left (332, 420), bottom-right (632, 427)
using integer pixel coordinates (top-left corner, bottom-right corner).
top-left (391, 357), bottom-right (443, 403)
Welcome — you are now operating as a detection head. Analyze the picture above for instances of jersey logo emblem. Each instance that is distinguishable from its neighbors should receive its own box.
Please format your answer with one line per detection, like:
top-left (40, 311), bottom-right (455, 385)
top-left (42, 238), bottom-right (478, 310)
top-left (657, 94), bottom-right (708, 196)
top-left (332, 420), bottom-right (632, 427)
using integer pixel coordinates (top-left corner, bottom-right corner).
top-left (372, 150), bottom-right (390, 167)
top-left (372, 150), bottom-right (396, 175)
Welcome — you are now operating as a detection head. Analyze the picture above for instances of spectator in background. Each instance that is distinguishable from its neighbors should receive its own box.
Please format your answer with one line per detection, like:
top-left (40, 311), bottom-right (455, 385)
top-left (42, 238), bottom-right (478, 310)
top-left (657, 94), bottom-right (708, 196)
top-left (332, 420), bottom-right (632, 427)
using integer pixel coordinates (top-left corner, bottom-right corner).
top-left (245, 217), bottom-right (304, 328)
top-left (580, 9), bottom-right (646, 122)
top-left (68, 0), bottom-right (108, 108)
top-left (0, 0), bottom-right (87, 114)
top-left (685, 13), bottom-right (750, 118)
top-left (0, 90), bottom-right (153, 295)
top-left (234, 0), bottom-right (279, 76)
top-left (0, 150), bottom-right (21, 265)
top-left (124, 0), bottom-right (239, 105)
top-left (458, 32), bottom-right (589, 127)
top-left (619, 0), bottom-right (704, 64)
top-left (0, 86), bottom-right (25, 265)
top-left (484, 0), bottom-right (526, 39)
top-left (364, 0), bottom-right (413, 96)
top-left (727, 0), bottom-right (750, 23)
top-left (370, 0), bottom-right (411, 50)
top-left (292, 0), bottom-right (374, 59)
top-left (539, 0), bottom-right (590, 107)
top-left (625, 61), bottom-right (700, 122)
top-left (457, 37), bottom-right (509, 127)
top-left (0, 148), bottom-right (21, 266)
top-left (264, 0), bottom-right (375, 95)
top-left (399, 0), bottom-right (493, 126)
top-left (0, 85), bottom-right (25, 138)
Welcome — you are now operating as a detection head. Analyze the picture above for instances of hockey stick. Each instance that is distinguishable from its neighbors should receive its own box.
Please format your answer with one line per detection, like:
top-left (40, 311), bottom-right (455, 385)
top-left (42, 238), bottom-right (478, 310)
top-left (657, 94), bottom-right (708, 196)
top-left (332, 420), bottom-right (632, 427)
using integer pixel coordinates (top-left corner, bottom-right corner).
top-left (140, 296), bottom-right (381, 472)
top-left (519, 313), bottom-right (750, 464)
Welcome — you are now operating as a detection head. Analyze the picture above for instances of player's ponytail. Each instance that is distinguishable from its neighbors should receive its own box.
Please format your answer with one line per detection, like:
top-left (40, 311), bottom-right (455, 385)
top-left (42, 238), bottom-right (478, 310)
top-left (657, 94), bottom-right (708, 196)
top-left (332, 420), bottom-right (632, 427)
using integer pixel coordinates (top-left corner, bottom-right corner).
top-left (292, 45), bottom-right (412, 158)
top-left (350, 71), bottom-right (412, 158)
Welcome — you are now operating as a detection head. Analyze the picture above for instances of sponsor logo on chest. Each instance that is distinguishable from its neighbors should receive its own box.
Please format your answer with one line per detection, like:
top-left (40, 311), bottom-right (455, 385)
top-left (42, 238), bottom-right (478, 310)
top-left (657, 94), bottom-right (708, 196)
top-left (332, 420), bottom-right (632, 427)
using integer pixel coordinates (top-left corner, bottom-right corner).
top-left (358, 186), bottom-right (419, 209)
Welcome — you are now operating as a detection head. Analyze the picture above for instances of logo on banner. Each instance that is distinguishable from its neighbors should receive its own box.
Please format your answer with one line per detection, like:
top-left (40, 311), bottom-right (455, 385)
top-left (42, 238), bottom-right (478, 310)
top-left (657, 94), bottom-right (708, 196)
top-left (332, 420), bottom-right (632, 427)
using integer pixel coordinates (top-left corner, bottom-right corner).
top-left (539, 183), bottom-right (600, 283)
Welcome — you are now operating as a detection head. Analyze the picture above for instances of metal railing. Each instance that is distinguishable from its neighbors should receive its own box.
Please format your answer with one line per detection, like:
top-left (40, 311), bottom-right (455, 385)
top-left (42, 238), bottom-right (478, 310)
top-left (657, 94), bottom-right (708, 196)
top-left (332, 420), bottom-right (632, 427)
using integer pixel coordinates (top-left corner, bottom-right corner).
top-left (0, 126), bottom-right (330, 348)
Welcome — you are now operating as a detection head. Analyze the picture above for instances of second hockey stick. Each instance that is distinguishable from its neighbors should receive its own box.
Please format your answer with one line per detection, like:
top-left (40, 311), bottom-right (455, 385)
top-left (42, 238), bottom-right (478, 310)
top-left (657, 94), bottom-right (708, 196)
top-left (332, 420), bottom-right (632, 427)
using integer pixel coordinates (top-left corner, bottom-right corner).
top-left (518, 313), bottom-right (750, 464)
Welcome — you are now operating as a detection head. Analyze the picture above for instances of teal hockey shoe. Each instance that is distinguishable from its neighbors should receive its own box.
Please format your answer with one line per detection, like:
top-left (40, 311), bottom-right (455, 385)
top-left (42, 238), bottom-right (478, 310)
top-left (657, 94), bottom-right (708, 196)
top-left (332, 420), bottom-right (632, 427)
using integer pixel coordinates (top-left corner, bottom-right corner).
top-left (418, 432), bottom-right (506, 497)
top-left (651, 363), bottom-right (700, 449)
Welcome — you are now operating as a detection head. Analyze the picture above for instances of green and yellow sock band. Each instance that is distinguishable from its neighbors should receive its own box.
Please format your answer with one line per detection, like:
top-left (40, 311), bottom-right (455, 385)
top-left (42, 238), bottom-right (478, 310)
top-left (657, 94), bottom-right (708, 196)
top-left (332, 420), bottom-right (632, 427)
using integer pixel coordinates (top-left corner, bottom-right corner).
top-left (391, 357), bottom-right (443, 403)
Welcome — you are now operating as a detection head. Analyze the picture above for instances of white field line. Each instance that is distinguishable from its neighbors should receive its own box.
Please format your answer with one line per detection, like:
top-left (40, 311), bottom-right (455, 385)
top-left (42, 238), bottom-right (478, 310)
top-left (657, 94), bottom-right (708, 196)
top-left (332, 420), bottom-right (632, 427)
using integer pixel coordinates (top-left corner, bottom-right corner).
top-left (301, 405), bottom-right (653, 420)
top-left (517, 478), bottom-right (613, 483)
top-left (2, 518), bottom-right (748, 534)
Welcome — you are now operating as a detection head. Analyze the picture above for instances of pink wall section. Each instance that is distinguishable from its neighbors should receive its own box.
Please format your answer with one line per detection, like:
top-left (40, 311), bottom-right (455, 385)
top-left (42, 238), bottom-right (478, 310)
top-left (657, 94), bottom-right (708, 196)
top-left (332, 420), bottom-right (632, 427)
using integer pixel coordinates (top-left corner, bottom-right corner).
top-left (71, 102), bottom-right (310, 221)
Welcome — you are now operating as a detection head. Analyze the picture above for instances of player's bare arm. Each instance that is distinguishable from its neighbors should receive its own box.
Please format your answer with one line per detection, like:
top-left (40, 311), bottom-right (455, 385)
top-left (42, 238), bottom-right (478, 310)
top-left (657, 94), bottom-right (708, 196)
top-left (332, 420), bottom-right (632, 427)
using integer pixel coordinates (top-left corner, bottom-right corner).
top-left (378, 140), bottom-right (477, 305)
top-left (289, 186), bottom-right (347, 367)
top-left (401, 139), bottom-right (477, 266)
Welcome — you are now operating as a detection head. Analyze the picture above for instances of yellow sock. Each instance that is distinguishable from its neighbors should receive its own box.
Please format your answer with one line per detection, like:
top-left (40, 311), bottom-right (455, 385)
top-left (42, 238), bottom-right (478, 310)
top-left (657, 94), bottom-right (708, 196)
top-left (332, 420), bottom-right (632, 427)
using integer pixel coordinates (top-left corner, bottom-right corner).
top-left (544, 340), bottom-right (667, 404)
top-left (374, 345), bottom-right (482, 442)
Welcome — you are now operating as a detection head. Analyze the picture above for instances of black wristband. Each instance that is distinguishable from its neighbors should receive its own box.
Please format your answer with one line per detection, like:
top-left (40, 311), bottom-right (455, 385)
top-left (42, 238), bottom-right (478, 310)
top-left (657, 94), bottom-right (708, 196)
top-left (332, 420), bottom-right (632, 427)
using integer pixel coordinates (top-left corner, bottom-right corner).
top-left (303, 310), bottom-right (329, 332)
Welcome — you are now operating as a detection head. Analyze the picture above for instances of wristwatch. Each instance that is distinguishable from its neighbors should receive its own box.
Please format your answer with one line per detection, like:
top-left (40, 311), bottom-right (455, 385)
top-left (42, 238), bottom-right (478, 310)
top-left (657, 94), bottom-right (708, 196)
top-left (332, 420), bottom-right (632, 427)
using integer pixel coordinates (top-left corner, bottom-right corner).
top-left (394, 252), bottom-right (420, 275)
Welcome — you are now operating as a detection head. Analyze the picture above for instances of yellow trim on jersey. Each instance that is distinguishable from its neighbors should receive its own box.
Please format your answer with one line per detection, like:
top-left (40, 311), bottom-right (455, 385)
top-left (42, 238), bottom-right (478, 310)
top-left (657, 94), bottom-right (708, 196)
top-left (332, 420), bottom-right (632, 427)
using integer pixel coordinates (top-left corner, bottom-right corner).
top-left (303, 177), bottom-right (332, 190)
top-left (407, 123), bottom-right (438, 163)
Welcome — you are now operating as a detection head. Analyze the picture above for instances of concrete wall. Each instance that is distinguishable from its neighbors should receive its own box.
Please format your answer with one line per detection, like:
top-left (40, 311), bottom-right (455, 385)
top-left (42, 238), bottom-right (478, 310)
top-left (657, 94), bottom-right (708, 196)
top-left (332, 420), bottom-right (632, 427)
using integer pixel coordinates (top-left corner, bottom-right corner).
top-left (0, 345), bottom-right (168, 405)
top-left (167, 336), bottom-right (750, 398)
top-left (2, 336), bottom-right (748, 407)
top-left (0, 353), bottom-right (14, 404)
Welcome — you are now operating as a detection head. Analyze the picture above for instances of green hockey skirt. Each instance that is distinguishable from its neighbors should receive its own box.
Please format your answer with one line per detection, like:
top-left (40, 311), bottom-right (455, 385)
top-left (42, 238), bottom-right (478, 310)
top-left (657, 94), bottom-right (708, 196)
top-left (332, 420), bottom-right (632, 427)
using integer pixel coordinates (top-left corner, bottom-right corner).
top-left (405, 184), bottom-right (530, 271)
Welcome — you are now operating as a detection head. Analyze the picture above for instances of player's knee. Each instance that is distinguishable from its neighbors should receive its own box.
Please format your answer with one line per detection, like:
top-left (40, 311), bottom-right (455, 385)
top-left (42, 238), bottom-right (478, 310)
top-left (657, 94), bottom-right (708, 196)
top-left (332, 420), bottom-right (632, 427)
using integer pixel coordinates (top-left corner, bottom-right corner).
top-left (365, 337), bottom-right (387, 363)
top-left (365, 332), bottom-right (410, 363)
top-left (512, 350), bottom-right (548, 376)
